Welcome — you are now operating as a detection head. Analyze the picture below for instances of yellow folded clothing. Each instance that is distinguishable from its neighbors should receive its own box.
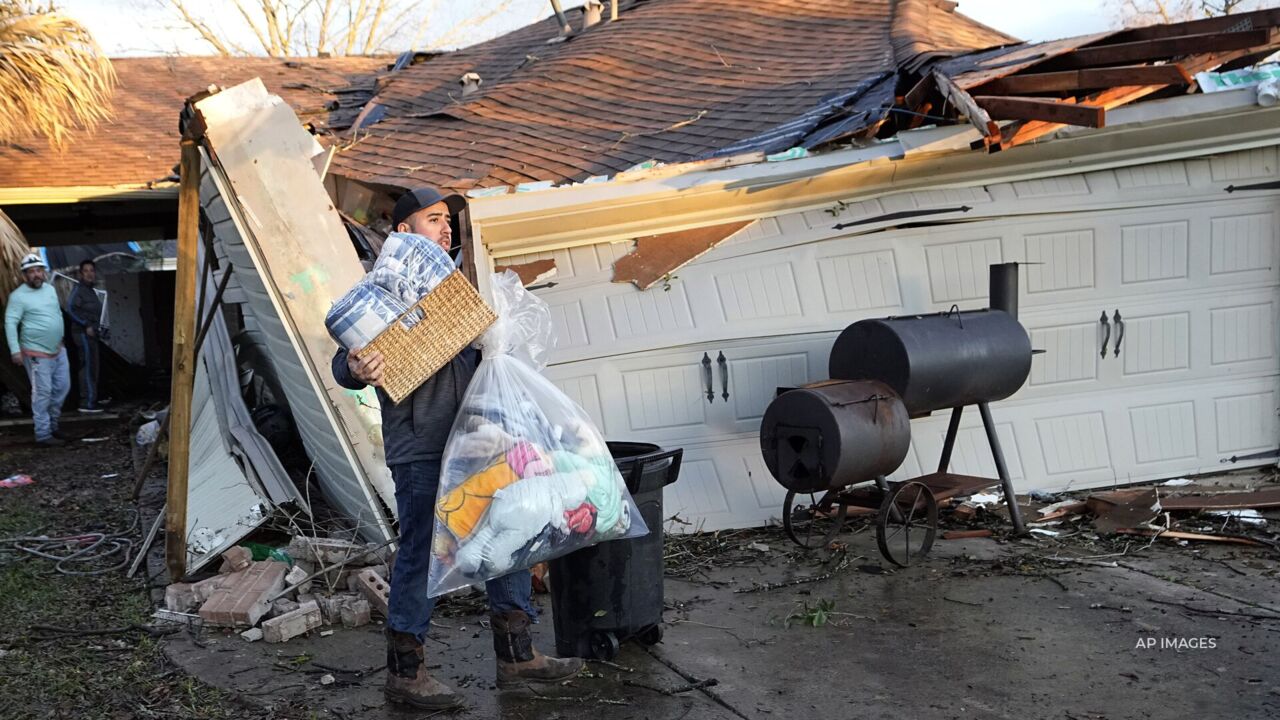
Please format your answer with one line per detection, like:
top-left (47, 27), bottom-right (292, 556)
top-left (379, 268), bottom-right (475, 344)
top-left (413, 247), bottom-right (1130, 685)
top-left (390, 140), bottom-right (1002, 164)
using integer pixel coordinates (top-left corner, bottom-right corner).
top-left (436, 461), bottom-right (519, 540)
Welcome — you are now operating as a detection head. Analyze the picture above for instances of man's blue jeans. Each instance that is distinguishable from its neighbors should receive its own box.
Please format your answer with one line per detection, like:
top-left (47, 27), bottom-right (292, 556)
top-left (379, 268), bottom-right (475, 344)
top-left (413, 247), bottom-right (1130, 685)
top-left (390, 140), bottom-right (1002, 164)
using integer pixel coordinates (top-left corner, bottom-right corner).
top-left (22, 348), bottom-right (70, 442)
top-left (388, 459), bottom-right (535, 643)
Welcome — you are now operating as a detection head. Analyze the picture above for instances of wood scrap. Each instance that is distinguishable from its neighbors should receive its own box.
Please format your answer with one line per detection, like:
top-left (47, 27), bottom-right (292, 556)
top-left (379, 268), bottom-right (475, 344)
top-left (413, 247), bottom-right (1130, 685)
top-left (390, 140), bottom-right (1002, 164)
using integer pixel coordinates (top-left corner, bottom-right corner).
top-left (612, 220), bottom-right (750, 290)
top-left (942, 529), bottom-right (993, 540)
top-left (1114, 528), bottom-right (1262, 546)
top-left (977, 65), bottom-right (1191, 94)
top-left (1033, 501), bottom-right (1088, 523)
top-left (1159, 488), bottom-right (1280, 512)
top-left (494, 258), bottom-right (556, 287)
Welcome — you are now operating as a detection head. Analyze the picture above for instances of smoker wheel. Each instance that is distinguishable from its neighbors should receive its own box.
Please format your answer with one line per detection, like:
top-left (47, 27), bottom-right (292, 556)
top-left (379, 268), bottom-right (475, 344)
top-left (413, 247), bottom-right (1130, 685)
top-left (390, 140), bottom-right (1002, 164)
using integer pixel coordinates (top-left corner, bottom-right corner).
top-left (636, 624), bottom-right (664, 646)
top-left (875, 481), bottom-right (938, 567)
top-left (782, 490), bottom-right (848, 550)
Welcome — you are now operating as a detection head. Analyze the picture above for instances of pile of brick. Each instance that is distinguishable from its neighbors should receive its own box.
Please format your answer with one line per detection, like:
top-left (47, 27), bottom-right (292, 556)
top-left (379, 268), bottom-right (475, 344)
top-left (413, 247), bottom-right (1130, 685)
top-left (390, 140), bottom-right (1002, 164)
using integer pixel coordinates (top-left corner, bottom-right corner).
top-left (161, 537), bottom-right (392, 644)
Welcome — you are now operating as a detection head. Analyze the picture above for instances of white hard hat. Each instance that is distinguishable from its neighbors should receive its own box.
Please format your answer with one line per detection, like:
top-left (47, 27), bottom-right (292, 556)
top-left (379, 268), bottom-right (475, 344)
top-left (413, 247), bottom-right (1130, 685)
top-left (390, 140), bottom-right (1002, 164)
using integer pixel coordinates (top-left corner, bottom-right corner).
top-left (19, 253), bottom-right (45, 271)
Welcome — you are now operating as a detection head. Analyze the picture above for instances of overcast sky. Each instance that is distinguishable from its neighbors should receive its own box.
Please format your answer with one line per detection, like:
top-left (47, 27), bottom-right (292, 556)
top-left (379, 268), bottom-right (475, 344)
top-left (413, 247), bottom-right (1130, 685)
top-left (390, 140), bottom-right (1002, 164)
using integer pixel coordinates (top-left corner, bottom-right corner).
top-left (60, 0), bottom-right (1116, 57)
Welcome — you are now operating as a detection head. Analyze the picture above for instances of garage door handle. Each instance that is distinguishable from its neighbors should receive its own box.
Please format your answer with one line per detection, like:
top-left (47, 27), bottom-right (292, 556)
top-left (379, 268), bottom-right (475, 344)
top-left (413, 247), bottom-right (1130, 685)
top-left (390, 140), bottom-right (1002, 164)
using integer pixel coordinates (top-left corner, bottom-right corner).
top-left (717, 351), bottom-right (730, 401)
top-left (701, 352), bottom-right (715, 403)
top-left (1113, 310), bottom-right (1124, 358)
top-left (1099, 311), bottom-right (1111, 358)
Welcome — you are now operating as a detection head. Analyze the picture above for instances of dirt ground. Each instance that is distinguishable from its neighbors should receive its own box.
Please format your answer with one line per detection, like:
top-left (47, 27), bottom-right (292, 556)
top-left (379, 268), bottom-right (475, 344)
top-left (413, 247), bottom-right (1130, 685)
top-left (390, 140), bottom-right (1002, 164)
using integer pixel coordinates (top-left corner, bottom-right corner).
top-left (4, 412), bottom-right (1280, 719)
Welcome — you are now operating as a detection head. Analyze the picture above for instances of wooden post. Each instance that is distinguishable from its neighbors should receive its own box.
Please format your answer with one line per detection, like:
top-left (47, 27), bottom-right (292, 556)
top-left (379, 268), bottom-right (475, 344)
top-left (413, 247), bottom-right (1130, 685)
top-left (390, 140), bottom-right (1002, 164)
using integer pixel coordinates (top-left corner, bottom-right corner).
top-left (165, 135), bottom-right (201, 581)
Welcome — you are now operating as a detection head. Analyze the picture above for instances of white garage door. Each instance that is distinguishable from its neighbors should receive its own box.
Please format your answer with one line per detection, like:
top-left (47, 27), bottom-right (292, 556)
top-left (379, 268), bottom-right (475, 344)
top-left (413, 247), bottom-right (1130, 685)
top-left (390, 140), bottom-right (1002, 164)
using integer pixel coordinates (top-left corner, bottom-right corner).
top-left (519, 147), bottom-right (1280, 531)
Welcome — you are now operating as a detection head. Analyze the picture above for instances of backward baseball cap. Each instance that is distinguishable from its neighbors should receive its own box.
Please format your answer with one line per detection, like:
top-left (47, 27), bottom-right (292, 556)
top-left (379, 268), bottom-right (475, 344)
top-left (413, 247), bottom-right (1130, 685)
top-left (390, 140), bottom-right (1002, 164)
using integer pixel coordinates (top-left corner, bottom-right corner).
top-left (391, 187), bottom-right (467, 228)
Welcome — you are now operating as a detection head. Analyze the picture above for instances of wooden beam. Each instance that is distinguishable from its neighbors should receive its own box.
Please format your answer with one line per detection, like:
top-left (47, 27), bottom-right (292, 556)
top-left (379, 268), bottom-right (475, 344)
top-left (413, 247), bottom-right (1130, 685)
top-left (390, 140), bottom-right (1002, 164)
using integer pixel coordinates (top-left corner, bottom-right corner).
top-left (974, 96), bottom-right (1105, 128)
top-left (612, 220), bottom-right (751, 290)
top-left (978, 65), bottom-right (1191, 95)
top-left (1005, 43), bottom-right (1280, 148)
top-left (1053, 30), bottom-right (1272, 70)
top-left (933, 69), bottom-right (1000, 143)
top-left (1121, 7), bottom-right (1280, 42)
top-left (165, 135), bottom-right (201, 581)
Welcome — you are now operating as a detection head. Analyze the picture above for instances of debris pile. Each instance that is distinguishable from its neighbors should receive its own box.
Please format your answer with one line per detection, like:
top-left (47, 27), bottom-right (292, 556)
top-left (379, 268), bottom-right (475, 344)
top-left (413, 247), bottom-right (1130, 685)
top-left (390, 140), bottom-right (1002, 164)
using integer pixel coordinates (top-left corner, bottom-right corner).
top-left (945, 477), bottom-right (1280, 551)
top-left (158, 536), bottom-right (391, 643)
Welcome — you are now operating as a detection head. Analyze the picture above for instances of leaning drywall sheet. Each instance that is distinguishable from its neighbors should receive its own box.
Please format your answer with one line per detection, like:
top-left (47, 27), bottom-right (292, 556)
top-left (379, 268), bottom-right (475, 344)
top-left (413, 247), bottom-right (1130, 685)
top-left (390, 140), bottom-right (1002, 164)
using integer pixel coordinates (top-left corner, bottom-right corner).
top-left (196, 79), bottom-right (393, 540)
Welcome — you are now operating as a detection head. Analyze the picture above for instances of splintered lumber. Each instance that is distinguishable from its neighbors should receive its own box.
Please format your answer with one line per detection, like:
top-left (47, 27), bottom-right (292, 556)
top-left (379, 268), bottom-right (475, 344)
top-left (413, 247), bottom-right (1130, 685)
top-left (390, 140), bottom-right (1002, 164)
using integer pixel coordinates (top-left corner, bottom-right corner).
top-left (1114, 528), bottom-right (1262, 546)
top-left (1121, 8), bottom-right (1280, 42)
top-left (978, 65), bottom-right (1191, 95)
top-left (1159, 488), bottom-right (1280, 512)
top-left (974, 96), bottom-right (1105, 128)
top-left (612, 220), bottom-right (750, 290)
top-left (933, 69), bottom-right (1000, 141)
top-left (1052, 30), bottom-right (1273, 70)
top-left (165, 135), bottom-right (201, 580)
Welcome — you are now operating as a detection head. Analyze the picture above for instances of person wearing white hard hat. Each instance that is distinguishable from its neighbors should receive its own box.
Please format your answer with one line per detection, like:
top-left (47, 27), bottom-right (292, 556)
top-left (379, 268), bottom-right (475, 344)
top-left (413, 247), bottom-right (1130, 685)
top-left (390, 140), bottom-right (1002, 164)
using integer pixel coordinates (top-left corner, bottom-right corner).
top-left (4, 253), bottom-right (71, 446)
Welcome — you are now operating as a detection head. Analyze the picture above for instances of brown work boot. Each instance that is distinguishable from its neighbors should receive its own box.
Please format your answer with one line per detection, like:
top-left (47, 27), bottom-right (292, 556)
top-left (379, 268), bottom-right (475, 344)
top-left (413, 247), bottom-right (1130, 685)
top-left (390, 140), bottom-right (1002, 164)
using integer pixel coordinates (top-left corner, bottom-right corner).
top-left (491, 610), bottom-right (584, 689)
top-left (383, 629), bottom-right (463, 709)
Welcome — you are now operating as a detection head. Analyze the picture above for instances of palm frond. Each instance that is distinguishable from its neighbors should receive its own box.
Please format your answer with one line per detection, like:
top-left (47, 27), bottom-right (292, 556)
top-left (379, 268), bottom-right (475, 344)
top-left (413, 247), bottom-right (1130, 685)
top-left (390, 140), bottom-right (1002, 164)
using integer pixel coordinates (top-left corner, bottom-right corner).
top-left (0, 1), bottom-right (116, 149)
top-left (0, 208), bottom-right (31, 306)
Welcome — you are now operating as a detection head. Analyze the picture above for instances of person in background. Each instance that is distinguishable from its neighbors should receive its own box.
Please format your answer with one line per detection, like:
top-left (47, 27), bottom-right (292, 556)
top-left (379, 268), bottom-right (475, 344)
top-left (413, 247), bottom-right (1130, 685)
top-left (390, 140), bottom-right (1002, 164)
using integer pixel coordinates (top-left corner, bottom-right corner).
top-left (332, 187), bottom-right (582, 710)
top-left (5, 253), bottom-right (70, 446)
top-left (67, 258), bottom-right (106, 413)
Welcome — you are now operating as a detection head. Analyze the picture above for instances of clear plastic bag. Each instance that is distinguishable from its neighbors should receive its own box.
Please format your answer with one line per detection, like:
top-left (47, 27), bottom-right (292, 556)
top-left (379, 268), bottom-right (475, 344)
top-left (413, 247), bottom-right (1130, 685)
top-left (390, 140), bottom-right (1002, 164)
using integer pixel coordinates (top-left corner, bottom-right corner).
top-left (427, 271), bottom-right (647, 597)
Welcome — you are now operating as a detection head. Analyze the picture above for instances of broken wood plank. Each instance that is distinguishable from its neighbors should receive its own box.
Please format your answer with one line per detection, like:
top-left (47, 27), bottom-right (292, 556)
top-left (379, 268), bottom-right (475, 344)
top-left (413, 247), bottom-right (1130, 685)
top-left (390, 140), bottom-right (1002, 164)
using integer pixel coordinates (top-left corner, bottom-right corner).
top-left (1114, 528), bottom-right (1263, 546)
top-left (974, 96), bottom-right (1105, 128)
top-left (1033, 501), bottom-right (1089, 523)
top-left (1051, 30), bottom-right (1272, 70)
top-left (941, 529), bottom-right (993, 540)
top-left (494, 258), bottom-right (557, 287)
top-left (1003, 42), bottom-right (1278, 148)
top-left (1120, 7), bottom-right (1280, 43)
top-left (933, 69), bottom-right (1000, 141)
top-left (612, 220), bottom-right (750, 290)
top-left (978, 65), bottom-right (1191, 95)
top-left (1159, 488), bottom-right (1280, 512)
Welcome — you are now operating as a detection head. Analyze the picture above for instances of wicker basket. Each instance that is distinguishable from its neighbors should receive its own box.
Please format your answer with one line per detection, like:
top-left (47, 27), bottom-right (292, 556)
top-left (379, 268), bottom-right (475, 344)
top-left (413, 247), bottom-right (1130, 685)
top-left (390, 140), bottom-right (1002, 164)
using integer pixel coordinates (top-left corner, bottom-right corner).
top-left (355, 270), bottom-right (496, 404)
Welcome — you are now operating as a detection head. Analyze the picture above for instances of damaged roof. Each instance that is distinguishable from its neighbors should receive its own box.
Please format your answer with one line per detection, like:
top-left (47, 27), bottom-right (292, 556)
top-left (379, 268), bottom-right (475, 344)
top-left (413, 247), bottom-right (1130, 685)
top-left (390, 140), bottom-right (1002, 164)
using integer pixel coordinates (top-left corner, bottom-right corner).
top-left (330, 0), bottom-right (1017, 193)
top-left (0, 56), bottom-right (389, 190)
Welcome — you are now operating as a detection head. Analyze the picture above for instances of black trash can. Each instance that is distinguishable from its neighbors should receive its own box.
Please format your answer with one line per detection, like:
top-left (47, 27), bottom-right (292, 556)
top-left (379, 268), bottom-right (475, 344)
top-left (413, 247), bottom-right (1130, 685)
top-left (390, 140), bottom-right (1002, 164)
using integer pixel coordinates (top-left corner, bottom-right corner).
top-left (548, 442), bottom-right (682, 660)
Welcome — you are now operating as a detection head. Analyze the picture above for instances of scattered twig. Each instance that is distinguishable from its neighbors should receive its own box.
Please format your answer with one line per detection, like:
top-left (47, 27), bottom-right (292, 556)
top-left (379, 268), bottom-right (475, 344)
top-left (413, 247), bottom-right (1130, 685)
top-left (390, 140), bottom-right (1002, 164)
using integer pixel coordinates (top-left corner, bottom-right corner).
top-left (1147, 597), bottom-right (1280, 621)
top-left (944, 596), bottom-right (984, 607)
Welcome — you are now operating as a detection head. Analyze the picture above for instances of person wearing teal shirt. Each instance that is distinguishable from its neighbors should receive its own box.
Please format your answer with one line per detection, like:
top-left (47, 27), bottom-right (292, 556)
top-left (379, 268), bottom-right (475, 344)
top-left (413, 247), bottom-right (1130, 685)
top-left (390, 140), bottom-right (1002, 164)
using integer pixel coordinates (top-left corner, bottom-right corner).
top-left (5, 253), bottom-right (70, 446)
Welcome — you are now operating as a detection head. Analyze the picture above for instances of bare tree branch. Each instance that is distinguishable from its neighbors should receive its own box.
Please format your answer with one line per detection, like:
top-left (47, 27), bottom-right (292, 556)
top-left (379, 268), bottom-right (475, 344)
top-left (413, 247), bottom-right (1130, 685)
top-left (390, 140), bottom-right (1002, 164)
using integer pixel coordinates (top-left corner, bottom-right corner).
top-left (166, 0), bottom-right (236, 55)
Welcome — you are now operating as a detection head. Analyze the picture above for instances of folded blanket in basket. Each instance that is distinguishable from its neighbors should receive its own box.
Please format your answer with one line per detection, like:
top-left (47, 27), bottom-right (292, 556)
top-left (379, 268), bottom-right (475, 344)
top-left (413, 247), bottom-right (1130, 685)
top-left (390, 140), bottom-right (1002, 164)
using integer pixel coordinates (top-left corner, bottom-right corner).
top-left (373, 232), bottom-right (455, 300)
top-left (324, 280), bottom-right (410, 349)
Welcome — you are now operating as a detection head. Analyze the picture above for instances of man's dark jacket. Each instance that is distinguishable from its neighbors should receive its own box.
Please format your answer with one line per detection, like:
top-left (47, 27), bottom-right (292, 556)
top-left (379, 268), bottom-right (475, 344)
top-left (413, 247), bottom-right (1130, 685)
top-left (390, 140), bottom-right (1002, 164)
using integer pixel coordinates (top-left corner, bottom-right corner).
top-left (331, 347), bottom-right (478, 467)
top-left (68, 282), bottom-right (102, 333)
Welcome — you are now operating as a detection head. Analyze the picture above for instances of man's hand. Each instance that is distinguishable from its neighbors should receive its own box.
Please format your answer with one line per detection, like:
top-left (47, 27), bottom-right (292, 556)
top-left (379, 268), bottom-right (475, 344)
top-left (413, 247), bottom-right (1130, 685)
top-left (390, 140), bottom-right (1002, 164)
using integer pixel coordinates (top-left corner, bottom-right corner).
top-left (86, 326), bottom-right (97, 338)
top-left (10, 353), bottom-right (21, 366)
top-left (348, 349), bottom-right (385, 387)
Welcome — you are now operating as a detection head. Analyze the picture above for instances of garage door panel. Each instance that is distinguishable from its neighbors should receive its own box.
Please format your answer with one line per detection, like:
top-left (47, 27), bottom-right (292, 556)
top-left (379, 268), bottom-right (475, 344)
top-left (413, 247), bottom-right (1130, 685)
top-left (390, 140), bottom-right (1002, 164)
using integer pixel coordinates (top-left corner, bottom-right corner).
top-left (1210, 300), bottom-right (1275, 367)
top-left (1120, 220), bottom-right (1189, 286)
top-left (1128, 400), bottom-right (1200, 466)
top-left (1210, 212), bottom-right (1275, 282)
top-left (1214, 389), bottom-right (1278, 456)
top-left (1120, 310), bottom-right (1191, 377)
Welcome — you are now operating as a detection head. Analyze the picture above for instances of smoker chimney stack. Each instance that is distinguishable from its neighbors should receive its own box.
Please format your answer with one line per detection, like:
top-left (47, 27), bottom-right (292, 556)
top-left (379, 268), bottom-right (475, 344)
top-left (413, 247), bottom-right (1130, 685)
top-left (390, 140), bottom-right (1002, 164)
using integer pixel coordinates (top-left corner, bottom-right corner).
top-left (989, 263), bottom-right (1019, 320)
top-left (459, 72), bottom-right (482, 98)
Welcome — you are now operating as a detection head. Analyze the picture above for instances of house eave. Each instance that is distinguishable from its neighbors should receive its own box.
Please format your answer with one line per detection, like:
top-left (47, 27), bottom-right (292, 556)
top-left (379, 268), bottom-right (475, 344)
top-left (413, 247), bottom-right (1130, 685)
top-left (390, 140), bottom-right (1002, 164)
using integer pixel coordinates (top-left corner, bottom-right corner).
top-left (0, 184), bottom-right (179, 205)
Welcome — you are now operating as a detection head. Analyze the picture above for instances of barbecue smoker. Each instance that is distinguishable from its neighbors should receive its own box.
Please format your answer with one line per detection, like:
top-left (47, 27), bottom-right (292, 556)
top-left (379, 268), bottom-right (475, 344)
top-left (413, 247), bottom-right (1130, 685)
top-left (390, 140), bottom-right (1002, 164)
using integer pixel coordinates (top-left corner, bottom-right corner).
top-left (760, 264), bottom-right (1031, 566)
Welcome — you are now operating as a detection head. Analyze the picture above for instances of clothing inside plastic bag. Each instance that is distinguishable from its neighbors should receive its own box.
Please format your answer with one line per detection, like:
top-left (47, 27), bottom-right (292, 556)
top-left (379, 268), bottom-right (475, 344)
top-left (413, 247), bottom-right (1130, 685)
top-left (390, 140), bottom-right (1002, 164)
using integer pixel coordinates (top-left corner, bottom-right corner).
top-left (427, 271), bottom-right (647, 597)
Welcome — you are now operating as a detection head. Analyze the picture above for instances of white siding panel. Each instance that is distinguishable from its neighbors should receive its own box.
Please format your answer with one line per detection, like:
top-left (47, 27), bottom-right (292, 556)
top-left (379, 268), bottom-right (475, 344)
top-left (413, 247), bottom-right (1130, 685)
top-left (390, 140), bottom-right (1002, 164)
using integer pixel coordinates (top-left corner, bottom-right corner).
top-left (606, 283), bottom-right (695, 339)
top-left (1210, 302), bottom-right (1274, 365)
top-left (622, 364), bottom-right (707, 430)
top-left (1121, 312), bottom-right (1190, 375)
top-left (1024, 230), bottom-right (1095, 293)
top-left (818, 249), bottom-right (901, 312)
top-left (1210, 213), bottom-right (1273, 276)
top-left (1035, 412), bottom-right (1110, 475)
top-left (1129, 401), bottom-right (1198, 464)
top-left (1121, 221), bottom-right (1189, 284)
top-left (925, 238), bottom-right (1001, 303)
top-left (715, 262), bottom-right (803, 322)
top-left (1215, 391), bottom-right (1277, 454)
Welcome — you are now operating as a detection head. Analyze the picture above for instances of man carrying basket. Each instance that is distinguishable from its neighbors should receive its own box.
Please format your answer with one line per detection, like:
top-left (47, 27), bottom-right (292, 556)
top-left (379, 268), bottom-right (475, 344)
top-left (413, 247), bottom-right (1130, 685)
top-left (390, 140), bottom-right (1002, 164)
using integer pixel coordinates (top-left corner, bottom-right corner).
top-left (331, 187), bottom-right (583, 710)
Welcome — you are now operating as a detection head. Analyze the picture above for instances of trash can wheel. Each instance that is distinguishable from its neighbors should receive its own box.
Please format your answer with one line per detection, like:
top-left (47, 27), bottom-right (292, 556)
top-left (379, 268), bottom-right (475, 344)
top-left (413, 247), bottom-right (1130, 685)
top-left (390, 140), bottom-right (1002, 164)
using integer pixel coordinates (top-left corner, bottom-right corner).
top-left (636, 624), bottom-right (663, 646)
top-left (590, 631), bottom-right (620, 660)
